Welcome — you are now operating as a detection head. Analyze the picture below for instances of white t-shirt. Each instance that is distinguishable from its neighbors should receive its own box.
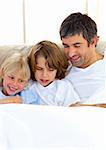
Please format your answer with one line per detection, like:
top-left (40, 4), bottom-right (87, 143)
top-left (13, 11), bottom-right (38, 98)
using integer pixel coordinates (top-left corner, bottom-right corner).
top-left (30, 79), bottom-right (80, 106)
top-left (84, 86), bottom-right (106, 104)
top-left (66, 57), bottom-right (105, 103)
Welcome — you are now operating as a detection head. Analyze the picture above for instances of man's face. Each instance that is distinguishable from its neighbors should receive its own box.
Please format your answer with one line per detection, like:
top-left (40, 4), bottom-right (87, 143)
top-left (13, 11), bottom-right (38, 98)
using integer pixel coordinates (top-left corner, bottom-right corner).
top-left (62, 34), bottom-right (94, 68)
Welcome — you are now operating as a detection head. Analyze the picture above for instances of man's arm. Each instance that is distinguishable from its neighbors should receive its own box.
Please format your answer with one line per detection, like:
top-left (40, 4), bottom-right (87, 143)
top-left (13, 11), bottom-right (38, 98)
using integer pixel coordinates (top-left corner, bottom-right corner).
top-left (70, 102), bottom-right (106, 108)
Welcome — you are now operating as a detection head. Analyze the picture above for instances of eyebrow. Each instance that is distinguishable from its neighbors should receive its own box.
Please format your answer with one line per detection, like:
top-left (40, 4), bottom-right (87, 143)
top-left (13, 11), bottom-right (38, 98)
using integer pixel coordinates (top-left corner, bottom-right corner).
top-left (62, 42), bottom-right (82, 46)
top-left (73, 42), bottom-right (82, 46)
top-left (62, 43), bottom-right (68, 46)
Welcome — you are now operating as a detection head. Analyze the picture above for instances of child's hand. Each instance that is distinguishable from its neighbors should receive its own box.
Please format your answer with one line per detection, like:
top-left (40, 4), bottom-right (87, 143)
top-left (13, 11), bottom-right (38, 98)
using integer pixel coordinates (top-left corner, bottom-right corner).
top-left (0, 96), bottom-right (22, 104)
top-left (9, 96), bottom-right (22, 103)
top-left (69, 102), bottom-right (80, 107)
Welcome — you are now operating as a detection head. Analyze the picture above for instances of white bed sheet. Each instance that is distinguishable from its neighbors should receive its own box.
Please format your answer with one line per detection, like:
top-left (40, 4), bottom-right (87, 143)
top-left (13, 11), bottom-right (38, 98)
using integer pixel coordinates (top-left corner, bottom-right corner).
top-left (0, 104), bottom-right (106, 150)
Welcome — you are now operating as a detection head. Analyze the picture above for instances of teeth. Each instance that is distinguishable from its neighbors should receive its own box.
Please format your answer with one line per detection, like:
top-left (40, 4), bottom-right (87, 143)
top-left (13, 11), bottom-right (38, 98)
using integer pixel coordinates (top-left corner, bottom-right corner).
top-left (72, 56), bottom-right (79, 60)
top-left (9, 86), bottom-right (17, 91)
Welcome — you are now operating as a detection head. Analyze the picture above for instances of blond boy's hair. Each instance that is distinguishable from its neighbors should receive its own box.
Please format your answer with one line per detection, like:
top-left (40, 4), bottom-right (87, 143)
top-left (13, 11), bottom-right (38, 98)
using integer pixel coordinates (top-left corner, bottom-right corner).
top-left (1, 52), bottom-right (30, 81)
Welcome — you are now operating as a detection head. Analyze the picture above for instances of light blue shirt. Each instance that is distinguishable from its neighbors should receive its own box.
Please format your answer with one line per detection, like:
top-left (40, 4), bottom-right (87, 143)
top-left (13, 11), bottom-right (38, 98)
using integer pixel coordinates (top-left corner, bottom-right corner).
top-left (20, 87), bottom-right (40, 104)
top-left (0, 86), bottom-right (40, 104)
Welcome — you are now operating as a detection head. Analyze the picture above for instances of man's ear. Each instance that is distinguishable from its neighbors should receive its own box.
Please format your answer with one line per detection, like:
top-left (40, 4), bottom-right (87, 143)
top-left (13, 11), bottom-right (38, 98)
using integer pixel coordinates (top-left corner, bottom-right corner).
top-left (91, 36), bottom-right (99, 47)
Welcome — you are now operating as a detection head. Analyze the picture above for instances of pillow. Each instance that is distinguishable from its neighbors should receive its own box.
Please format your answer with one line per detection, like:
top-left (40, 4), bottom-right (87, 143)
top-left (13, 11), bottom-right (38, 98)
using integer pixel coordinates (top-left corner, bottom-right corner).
top-left (0, 45), bottom-right (32, 68)
top-left (96, 41), bottom-right (106, 54)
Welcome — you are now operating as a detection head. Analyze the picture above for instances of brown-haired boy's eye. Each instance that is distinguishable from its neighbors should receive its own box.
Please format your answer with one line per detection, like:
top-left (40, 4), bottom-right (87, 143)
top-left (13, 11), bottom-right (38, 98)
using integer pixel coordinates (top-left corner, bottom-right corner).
top-left (49, 68), bottom-right (55, 71)
top-left (35, 66), bottom-right (42, 70)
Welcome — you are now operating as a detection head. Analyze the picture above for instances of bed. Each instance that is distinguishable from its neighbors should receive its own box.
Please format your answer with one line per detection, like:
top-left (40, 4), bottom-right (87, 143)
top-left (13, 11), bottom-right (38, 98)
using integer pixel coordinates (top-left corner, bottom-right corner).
top-left (0, 104), bottom-right (106, 150)
top-left (0, 41), bottom-right (105, 150)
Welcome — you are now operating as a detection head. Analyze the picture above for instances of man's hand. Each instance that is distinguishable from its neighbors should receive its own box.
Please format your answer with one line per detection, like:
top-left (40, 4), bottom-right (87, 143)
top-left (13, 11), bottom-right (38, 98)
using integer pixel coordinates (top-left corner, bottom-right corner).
top-left (70, 102), bottom-right (106, 108)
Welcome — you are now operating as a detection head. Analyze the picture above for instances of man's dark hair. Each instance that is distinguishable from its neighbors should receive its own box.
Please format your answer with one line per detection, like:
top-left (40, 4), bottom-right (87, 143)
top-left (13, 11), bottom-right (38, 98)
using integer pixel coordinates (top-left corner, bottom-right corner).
top-left (60, 12), bottom-right (97, 44)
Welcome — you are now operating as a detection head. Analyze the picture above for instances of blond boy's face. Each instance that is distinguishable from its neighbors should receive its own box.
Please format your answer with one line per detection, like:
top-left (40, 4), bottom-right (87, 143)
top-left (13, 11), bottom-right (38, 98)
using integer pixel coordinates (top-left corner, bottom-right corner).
top-left (2, 71), bottom-right (28, 96)
top-left (34, 55), bottom-right (57, 87)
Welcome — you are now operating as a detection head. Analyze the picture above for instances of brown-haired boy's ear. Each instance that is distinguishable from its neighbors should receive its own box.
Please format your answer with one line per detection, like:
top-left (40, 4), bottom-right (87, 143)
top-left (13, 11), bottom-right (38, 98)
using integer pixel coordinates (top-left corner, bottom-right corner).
top-left (91, 36), bottom-right (99, 47)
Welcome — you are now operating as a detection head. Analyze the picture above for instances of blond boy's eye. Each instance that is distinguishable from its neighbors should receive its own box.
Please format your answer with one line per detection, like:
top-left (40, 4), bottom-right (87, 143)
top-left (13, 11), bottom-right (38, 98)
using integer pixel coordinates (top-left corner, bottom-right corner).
top-left (19, 79), bottom-right (23, 83)
top-left (8, 75), bottom-right (14, 80)
top-left (19, 79), bottom-right (26, 83)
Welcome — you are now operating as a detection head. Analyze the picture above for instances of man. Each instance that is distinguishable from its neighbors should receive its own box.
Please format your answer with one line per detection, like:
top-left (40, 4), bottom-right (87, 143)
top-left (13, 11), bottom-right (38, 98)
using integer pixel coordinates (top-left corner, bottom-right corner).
top-left (59, 12), bottom-right (105, 104)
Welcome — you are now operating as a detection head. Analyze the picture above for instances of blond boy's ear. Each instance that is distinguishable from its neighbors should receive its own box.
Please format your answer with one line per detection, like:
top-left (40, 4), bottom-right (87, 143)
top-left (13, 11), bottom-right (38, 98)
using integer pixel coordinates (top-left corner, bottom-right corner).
top-left (0, 69), bottom-right (3, 77)
top-left (0, 68), bottom-right (5, 79)
top-left (0, 69), bottom-right (3, 85)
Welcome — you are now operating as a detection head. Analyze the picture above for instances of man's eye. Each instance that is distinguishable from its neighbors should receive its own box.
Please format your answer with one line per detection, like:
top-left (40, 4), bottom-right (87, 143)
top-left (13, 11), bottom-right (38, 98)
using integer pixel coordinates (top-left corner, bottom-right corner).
top-left (74, 44), bottom-right (81, 48)
top-left (64, 45), bottom-right (69, 48)
top-left (75, 45), bottom-right (80, 48)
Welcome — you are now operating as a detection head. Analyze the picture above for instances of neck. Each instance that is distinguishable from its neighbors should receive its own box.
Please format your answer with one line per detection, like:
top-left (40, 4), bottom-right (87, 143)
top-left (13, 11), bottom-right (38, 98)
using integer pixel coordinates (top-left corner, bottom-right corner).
top-left (96, 52), bottom-right (104, 60)
top-left (80, 52), bottom-right (103, 68)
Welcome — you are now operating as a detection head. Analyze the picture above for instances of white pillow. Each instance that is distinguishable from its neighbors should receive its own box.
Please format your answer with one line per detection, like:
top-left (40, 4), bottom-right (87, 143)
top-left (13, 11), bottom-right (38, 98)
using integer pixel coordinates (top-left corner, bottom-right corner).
top-left (96, 41), bottom-right (106, 54)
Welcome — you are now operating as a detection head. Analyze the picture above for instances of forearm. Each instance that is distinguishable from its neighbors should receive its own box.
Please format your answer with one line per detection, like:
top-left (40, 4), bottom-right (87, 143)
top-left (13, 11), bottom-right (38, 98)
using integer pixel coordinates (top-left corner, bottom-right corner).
top-left (0, 96), bottom-right (22, 104)
top-left (69, 102), bottom-right (106, 108)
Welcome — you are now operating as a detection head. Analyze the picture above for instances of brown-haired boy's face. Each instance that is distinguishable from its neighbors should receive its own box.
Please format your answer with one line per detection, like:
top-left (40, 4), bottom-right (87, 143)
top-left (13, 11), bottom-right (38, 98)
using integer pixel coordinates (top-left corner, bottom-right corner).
top-left (34, 55), bottom-right (57, 87)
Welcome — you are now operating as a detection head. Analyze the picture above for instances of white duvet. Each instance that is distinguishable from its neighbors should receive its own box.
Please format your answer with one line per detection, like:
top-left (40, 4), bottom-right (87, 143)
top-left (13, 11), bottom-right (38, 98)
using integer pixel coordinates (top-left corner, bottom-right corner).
top-left (0, 104), bottom-right (106, 150)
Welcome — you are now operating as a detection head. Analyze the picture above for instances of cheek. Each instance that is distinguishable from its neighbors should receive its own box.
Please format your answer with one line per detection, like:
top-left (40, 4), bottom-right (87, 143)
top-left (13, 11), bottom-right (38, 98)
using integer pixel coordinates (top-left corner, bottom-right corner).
top-left (34, 71), bottom-right (40, 80)
top-left (64, 48), bottom-right (69, 55)
top-left (2, 78), bottom-right (8, 87)
top-left (80, 46), bottom-right (88, 55)
top-left (51, 71), bottom-right (57, 79)
top-left (18, 84), bottom-right (26, 90)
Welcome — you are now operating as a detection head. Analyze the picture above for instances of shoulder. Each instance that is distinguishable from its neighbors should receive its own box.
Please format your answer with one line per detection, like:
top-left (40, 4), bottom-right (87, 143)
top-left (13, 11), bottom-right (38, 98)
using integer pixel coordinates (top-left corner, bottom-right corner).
top-left (24, 82), bottom-right (36, 91)
top-left (20, 83), bottom-right (40, 104)
top-left (55, 79), bottom-right (74, 89)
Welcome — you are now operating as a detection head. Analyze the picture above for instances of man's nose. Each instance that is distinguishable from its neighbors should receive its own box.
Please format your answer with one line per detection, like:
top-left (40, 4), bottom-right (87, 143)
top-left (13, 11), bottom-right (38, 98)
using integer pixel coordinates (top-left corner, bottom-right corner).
top-left (68, 48), bottom-right (76, 58)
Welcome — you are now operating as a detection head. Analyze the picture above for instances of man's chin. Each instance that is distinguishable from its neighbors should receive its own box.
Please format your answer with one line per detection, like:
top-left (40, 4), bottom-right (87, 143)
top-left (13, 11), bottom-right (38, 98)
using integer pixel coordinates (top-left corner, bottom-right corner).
top-left (72, 60), bottom-right (84, 67)
top-left (72, 62), bottom-right (82, 67)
